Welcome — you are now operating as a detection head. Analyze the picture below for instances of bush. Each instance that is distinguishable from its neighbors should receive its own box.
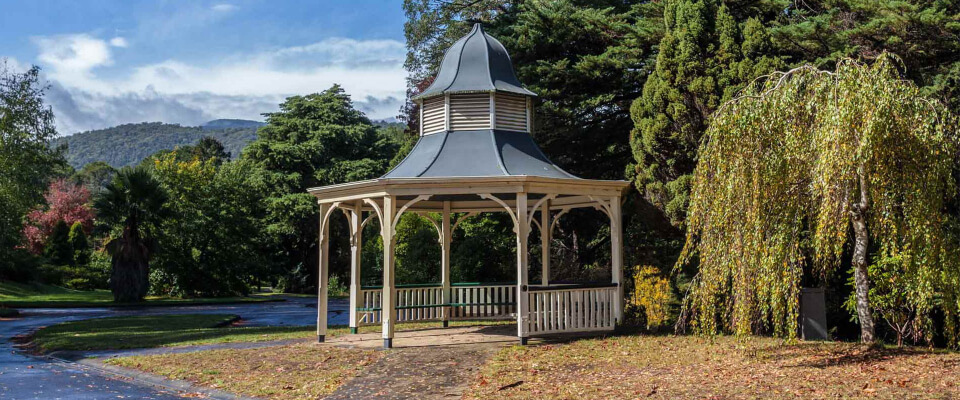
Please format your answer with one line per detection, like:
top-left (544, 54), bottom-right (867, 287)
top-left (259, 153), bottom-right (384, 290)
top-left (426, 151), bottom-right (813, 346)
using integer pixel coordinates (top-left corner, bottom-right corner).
top-left (0, 248), bottom-right (42, 282)
top-left (626, 265), bottom-right (674, 330)
top-left (61, 251), bottom-right (110, 290)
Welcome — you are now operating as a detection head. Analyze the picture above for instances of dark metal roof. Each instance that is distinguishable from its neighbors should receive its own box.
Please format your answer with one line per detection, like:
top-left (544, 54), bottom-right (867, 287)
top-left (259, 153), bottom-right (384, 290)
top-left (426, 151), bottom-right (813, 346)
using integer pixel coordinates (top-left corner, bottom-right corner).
top-left (414, 23), bottom-right (536, 100)
top-left (382, 130), bottom-right (579, 179)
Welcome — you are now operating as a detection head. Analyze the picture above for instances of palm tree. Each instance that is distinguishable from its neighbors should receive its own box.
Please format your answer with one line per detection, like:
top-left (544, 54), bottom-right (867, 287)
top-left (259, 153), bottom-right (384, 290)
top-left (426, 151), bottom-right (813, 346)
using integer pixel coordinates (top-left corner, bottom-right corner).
top-left (94, 167), bottom-right (168, 302)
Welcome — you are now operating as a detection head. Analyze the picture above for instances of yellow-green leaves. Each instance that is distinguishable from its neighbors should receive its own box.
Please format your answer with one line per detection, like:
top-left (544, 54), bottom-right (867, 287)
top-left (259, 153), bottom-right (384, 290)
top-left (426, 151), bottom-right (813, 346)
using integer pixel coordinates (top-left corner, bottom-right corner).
top-left (680, 54), bottom-right (959, 342)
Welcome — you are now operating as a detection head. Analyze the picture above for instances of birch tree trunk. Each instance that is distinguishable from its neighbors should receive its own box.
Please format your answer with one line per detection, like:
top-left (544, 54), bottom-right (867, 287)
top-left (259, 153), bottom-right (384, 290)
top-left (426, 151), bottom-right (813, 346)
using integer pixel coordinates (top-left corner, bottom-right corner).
top-left (851, 175), bottom-right (876, 343)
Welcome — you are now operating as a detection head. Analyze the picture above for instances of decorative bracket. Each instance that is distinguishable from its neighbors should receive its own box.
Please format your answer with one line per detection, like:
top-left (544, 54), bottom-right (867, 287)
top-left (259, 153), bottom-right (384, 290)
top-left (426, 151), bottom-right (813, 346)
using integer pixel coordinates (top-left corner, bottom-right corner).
top-left (452, 212), bottom-right (477, 233)
top-left (479, 193), bottom-right (519, 233)
top-left (391, 195), bottom-right (431, 236)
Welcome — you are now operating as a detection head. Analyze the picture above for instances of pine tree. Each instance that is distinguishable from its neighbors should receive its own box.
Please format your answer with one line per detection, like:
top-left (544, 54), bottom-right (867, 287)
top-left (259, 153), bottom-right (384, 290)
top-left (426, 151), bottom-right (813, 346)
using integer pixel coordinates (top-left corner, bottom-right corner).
top-left (68, 221), bottom-right (90, 267)
top-left (629, 0), bottom-right (783, 227)
top-left (44, 220), bottom-right (73, 266)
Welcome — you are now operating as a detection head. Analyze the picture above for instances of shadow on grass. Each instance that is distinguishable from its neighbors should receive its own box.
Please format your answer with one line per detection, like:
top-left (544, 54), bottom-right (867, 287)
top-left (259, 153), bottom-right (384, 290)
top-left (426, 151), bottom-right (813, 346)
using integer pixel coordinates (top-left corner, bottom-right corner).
top-left (29, 314), bottom-right (318, 352)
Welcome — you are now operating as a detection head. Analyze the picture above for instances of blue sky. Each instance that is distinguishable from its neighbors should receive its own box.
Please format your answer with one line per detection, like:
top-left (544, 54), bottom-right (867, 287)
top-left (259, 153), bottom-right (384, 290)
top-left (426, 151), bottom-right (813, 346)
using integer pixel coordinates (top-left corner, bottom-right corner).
top-left (0, 1), bottom-right (407, 134)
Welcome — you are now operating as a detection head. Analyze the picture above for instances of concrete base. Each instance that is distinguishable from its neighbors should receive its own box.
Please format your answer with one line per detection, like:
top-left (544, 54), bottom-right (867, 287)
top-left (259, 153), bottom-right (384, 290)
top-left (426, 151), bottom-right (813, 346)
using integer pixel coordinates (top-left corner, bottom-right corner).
top-left (520, 337), bottom-right (528, 345)
top-left (384, 338), bottom-right (393, 349)
top-left (318, 335), bottom-right (325, 343)
top-left (350, 327), bottom-right (358, 334)
top-left (442, 320), bottom-right (449, 328)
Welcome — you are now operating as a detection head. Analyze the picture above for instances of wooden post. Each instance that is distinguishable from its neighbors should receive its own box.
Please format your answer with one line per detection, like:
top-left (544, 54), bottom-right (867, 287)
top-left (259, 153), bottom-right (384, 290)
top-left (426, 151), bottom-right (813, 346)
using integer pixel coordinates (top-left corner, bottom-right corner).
top-left (610, 196), bottom-right (623, 324)
top-left (317, 202), bottom-right (330, 342)
top-left (348, 201), bottom-right (362, 334)
top-left (441, 201), bottom-right (452, 327)
top-left (516, 192), bottom-right (530, 344)
top-left (381, 196), bottom-right (397, 348)
top-left (540, 199), bottom-right (550, 286)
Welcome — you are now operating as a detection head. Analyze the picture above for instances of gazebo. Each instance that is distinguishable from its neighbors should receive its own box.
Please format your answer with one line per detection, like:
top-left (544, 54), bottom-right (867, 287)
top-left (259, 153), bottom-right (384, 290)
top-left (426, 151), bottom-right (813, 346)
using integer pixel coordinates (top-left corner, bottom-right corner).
top-left (309, 24), bottom-right (630, 349)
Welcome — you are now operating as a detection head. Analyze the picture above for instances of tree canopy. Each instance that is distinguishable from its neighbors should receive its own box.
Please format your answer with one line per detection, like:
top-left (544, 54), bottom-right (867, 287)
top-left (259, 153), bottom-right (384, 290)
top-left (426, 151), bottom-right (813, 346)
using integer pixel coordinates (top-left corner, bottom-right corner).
top-left (681, 55), bottom-right (959, 345)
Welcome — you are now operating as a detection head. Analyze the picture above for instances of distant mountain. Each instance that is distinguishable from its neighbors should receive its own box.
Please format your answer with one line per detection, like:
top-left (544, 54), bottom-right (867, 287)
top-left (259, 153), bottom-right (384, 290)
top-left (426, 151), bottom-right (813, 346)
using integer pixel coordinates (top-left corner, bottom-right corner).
top-left (54, 121), bottom-right (262, 169)
top-left (201, 119), bottom-right (266, 130)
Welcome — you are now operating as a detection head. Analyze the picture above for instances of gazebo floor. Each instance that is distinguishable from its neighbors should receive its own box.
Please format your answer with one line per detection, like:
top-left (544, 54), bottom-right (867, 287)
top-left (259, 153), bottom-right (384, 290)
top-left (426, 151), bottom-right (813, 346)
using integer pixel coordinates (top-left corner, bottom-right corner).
top-left (323, 324), bottom-right (521, 349)
top-left (321, 324), bottom-right (615, 349)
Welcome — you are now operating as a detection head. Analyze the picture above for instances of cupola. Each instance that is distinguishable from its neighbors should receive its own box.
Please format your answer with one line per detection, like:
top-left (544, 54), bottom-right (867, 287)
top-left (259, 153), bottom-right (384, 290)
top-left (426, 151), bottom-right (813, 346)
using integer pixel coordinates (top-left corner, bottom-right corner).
top-left (415, 23), bottom-right (536, 135)
top-left (384, 24), bottom-right (576, 179)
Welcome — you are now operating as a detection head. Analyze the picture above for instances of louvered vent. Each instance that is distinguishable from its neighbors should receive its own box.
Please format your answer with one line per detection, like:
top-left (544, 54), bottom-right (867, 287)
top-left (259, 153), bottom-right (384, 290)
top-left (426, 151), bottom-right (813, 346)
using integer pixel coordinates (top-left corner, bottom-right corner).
top-left (449, 93), bottom-right (491, 131)
top-left (421, 96), bottom-right (446, 135)
top-left (495, 92), bottom-right (528, 132)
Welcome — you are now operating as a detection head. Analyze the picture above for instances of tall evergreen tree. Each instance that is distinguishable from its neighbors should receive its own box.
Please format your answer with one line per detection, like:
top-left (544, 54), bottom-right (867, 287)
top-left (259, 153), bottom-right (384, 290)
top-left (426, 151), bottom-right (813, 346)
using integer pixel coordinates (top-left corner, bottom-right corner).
top-left (68, 221), bottom-right (90, 267)
top-left (629, 0), bottom-right (783, 226)
top-left (242, 85), bottom-right (399, 292)
top-left (44, 220), bottom-right (73, 267)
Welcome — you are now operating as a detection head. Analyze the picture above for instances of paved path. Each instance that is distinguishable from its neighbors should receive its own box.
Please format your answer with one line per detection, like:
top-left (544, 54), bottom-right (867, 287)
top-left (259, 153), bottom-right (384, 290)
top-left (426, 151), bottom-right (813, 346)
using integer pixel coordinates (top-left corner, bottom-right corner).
top-left (324, 325), bottom-right (518, 399)
top-left (0, 296), bottom-right (347, 399)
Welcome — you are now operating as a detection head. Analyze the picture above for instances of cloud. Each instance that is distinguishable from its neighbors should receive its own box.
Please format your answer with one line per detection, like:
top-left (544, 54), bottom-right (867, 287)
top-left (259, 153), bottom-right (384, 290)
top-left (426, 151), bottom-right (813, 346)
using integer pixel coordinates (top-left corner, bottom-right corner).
top-left (34, 34), bottom-right (407, 134)
top-left (109, 37), bottom-right (128, 48)
top-left (34, 34), bottom-right (113, 84)
top-left (210, 3), bottom-right (237, 12)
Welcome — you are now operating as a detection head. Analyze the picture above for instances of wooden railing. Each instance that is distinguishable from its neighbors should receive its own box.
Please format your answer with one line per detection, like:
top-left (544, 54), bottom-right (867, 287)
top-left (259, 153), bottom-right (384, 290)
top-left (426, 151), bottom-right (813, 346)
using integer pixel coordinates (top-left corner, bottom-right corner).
top-left (356, 283), bottom-right (515, 325)
top-left (525, 284), bottom-right (617, 335)
top-left (450, 283), bottom-right (515, 319)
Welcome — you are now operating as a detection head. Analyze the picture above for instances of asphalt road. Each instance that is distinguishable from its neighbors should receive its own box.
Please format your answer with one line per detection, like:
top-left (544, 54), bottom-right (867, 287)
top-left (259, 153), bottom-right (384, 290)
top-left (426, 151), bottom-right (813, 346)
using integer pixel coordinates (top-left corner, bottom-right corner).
top-left (0, 296), bottom-right (350, 399)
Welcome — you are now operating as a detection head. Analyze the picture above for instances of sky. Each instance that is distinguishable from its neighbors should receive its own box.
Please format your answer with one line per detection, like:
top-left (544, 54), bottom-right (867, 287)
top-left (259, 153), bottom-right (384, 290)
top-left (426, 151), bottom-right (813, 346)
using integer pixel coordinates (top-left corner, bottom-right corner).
top-left (0, 0), bottom-right (408, 135)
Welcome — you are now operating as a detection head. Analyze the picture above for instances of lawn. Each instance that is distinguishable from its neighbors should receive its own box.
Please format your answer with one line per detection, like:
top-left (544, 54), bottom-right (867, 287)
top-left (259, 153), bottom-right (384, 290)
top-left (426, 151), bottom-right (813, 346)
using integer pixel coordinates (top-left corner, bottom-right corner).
top-left (108, 343), bottom-right (382, 400)
top-left (464, 335), bottom-right (960, 399)
top-left (0, 281), bottom-right (276, 308)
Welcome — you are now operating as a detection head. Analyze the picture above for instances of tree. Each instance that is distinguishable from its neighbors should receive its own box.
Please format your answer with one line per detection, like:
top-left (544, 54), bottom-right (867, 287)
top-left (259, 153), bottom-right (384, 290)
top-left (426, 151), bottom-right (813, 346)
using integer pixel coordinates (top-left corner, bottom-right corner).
top-left (680, 55), bottom-right (958, 344)
top-left (630, 0), bottom-right (784, 227)
top-left (0, 62), bottom-right (64, 268)
top-left (68, 221), bottom-right (90, 267)
top-left (22, 179), bottom-right (94, 254)
top-left (44, 220), bottom-right (73, 266)
top-left (150, 152), bottom-right (267, 297)
top-left (74, 161), bottom-right (117, 197)
top-left (95, 167), bottom-right (169, 302)
top-left (773, 0), bottom-right (960, 111)
top-left (242, 85), bottom-right (399, 292)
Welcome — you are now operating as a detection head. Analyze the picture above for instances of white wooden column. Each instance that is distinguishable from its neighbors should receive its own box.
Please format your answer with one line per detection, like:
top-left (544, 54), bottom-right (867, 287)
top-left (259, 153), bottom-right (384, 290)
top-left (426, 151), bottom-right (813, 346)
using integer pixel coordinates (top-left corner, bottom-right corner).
top-left (316, 202), bottom-right (330, 342)
top-left (381, 196), bottom-right (397, 348)
top-left (348, 201), bottom-right (362, 334)
top-left (441, 201), bottom-right (452, 327)
top-left (540, 199), bottom-right (550, 286)
top-left (516, 192), bottom-right (530, 344)
top-left (610, 196), bottom-right (624, 324)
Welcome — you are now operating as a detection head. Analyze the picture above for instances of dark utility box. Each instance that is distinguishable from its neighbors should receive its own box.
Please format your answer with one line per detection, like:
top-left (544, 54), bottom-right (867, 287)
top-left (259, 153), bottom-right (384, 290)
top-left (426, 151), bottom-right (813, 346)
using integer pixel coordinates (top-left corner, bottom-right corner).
top-left (800, 287), bottom-right (828, 340)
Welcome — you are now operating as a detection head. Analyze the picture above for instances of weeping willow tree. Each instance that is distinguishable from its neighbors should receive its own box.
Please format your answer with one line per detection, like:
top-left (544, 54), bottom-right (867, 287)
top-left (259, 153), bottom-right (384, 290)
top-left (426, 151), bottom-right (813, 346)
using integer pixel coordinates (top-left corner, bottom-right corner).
top-left (679, 54), bottom-right (959, 344)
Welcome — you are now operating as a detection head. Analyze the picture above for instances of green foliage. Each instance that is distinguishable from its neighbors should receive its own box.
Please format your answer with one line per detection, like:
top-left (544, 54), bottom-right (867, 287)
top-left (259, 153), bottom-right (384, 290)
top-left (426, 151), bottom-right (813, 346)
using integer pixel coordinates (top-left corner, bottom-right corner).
top-left (150, 152), bottom-right (268, 297)
top-left (845, 255), bottom-right (923, 346)
top-left (44, 220), bottom-right (73, 267)
top-left (630, 0), bottom-right (784, 227)
top-left (242, 85), bottom-right (400, 292)
top-left (73, 161), bottom-right (116, 197)
top-left (54, 122), bottom-right (261, 169)
top-left (68, 221), bottom-right (90, 267)
top-left (0, 63), bottom-right (64, 271)
top-left (681, 56), bottom-right (959, 341)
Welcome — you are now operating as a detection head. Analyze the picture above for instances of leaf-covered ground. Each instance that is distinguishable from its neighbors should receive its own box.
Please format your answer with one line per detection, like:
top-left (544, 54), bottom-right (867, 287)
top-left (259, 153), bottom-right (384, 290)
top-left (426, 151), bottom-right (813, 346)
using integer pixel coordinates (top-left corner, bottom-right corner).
top-left (464, 335), bottom-right (960, 399)
top-left (109, 342), bottom-right (382, 399)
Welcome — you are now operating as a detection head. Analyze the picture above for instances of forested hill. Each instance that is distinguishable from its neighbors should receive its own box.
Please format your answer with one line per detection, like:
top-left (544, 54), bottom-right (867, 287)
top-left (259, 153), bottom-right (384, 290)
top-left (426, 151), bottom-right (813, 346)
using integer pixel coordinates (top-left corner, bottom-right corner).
top-left (53, 120), bottom-right (265, 168)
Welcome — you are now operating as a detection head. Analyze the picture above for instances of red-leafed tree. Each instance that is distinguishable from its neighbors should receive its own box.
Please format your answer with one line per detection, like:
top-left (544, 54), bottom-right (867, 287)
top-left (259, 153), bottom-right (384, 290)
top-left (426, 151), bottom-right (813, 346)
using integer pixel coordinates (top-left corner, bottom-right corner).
top-left (22, 179), bottom-right (94, 254)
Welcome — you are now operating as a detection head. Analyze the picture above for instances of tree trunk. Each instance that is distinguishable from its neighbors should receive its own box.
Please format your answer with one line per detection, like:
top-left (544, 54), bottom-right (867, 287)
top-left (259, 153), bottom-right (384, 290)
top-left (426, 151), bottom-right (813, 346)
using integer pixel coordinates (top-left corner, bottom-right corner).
top-left (110, 225), bottom-right (150, 303)
top-left (851, 175), bottom-right (876, 343)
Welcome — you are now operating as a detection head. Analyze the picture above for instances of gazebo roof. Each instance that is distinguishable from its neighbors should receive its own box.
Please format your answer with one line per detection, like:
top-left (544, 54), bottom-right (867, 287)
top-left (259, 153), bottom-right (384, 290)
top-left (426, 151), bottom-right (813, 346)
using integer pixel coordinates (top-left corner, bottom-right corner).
top-left (414, 24), bottom-right (536, 100)
top-left (382, 129), bottom-right (577, 179)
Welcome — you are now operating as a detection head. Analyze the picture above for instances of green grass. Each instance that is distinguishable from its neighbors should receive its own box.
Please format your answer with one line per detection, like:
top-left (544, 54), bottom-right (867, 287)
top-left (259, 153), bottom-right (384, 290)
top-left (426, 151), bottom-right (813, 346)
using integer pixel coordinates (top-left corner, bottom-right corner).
top-left (31, 313), bottom-right (513, 352)
top-left (0, 281), bottom-right (277, 308)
